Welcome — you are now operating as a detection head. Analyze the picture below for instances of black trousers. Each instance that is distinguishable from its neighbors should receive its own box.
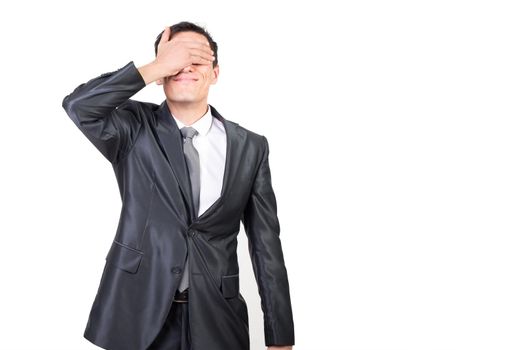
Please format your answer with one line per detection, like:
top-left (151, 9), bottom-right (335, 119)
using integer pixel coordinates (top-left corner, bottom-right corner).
top-left (147, 300), bottom-right (191, 350)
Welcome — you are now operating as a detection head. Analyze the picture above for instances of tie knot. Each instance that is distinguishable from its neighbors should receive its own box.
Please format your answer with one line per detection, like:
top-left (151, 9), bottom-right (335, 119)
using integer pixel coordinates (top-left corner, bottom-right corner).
top-left (180, 126), bottom-right (198, 140)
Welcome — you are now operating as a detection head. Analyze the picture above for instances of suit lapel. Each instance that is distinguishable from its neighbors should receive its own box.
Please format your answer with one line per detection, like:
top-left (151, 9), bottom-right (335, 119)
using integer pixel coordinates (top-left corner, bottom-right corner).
top-left (154, 101), bottom-right (239, 222)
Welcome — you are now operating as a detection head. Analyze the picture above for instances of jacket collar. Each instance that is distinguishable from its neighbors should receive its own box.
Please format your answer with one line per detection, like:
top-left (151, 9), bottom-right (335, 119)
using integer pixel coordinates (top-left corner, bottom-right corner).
top-left (170, 104), bottom-right (214, 137)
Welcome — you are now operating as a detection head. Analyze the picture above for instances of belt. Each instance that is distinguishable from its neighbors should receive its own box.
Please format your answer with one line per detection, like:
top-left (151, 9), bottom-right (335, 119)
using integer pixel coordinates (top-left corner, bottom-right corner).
top-left (173, 288), bottom-right (189, 303)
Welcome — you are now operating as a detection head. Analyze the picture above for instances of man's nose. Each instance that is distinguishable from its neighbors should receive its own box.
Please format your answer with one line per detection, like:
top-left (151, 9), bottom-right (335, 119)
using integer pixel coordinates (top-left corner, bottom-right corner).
top-left (182, 65), bottom-right (194, 72)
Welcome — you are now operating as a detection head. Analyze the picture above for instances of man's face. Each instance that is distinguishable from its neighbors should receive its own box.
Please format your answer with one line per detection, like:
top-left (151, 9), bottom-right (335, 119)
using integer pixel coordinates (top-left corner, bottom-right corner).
top-left (157, 31), bottom-right (219, 104)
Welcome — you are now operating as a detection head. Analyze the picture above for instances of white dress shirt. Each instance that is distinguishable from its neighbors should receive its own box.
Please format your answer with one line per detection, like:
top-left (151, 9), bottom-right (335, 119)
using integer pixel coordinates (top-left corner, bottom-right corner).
top-left (171, 105), bottom-right (227, 217)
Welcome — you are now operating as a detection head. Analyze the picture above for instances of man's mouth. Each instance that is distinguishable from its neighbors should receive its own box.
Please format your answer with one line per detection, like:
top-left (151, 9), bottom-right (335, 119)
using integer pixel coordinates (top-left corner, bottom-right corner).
top-left (173, 75), bottom-right (198, 82)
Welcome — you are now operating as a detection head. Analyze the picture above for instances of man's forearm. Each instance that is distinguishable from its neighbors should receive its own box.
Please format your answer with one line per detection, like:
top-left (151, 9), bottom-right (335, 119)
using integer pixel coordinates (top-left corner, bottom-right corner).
top-left (62, 61), bottom-right (146, 120)
top-left (62, 61), bottom-right (146, 163)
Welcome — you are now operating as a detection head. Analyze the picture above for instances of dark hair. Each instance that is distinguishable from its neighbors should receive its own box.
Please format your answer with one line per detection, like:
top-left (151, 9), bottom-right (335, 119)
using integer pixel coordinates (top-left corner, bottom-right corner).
top-left (154, 21), bottom-right (218, 68)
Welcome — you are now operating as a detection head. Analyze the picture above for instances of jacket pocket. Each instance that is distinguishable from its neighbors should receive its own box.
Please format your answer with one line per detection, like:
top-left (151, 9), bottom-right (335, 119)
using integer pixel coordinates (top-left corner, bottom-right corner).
top-left (220, 273), bottom-right (239, 298)
top-left (105, 240), bottom-right (144, 274)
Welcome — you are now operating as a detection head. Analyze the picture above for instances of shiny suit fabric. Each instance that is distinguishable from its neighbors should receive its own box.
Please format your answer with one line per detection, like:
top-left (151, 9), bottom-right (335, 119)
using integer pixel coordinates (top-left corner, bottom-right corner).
top-left (62, 61), bottom-right (295, 350)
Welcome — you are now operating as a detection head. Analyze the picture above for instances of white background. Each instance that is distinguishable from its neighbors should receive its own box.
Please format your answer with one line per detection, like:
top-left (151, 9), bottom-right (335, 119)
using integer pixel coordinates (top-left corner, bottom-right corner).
top-left (0, 0), bottom-right (523, 349)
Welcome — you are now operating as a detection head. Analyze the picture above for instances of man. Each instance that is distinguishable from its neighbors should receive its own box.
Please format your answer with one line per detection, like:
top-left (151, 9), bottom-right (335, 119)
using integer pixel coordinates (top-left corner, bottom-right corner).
top-left (62, 21), bottom-right (294, 350)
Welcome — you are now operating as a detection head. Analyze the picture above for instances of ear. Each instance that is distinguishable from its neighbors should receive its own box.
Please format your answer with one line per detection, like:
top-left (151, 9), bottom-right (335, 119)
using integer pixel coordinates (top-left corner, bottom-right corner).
top-left (210, 64), bottom-right (220, 85)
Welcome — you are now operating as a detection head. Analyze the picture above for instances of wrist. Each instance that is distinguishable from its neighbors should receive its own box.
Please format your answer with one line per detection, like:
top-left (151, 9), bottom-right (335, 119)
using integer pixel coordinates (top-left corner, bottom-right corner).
top-left (137, 60), bottom-right (165, 85)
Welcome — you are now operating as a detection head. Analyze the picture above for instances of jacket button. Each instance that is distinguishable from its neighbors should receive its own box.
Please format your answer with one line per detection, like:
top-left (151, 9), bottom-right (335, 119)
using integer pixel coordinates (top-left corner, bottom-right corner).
top-left (171, 267), bottom-right (182, 274)
top-left (188, 230), bottom-right (196, 237)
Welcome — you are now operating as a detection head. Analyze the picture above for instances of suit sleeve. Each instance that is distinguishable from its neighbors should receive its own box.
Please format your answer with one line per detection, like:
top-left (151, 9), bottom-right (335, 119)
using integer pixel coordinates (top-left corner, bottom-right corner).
top-left (241, 135), bottom-right (295, 347)
top-left (62, 61), bottom-right (147, 164)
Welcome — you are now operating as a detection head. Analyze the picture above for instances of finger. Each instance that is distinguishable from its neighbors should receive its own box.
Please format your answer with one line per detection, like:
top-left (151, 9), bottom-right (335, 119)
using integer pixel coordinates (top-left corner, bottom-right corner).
top-left (190, 53), bottom-right (214, 65)
top-left (192, 47), bottom-right (215, 61)
top-left (178, 40), bottom-right (214, 55)
top-left (192, 54), bottom-right (215, 65)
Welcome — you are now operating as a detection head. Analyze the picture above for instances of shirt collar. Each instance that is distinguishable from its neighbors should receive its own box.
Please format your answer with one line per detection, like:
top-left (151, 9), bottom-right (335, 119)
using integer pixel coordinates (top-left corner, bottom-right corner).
top-left (171, 105), bottom-right (213, 137)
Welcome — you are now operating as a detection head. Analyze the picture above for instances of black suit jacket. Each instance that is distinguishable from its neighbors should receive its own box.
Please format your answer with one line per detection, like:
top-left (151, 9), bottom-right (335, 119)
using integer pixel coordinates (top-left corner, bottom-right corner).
top-left (62, 61), bottom-right (294, 350)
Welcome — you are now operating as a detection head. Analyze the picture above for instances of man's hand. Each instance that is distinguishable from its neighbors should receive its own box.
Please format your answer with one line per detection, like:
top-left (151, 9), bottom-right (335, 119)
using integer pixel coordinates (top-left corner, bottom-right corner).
top-left (137, 26), bottom-right (215, 84)
top-left (268, 347), bottom-right (292, 350)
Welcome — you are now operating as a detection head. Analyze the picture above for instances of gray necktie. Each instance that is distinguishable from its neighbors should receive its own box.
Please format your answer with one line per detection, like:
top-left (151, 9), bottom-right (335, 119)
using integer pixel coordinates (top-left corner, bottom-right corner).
top-left (178, 126), bottom-right (200, 292)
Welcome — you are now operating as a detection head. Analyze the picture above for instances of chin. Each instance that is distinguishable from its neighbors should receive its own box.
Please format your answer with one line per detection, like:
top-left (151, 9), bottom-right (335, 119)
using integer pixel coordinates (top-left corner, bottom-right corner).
top-left (169, 96), bottom-right (198, 103)
top-left (165, 91), bottom-right (196, 102)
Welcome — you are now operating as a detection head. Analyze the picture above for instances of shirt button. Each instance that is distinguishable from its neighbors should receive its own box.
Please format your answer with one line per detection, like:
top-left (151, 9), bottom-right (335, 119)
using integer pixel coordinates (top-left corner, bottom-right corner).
top-left (171, 267), bottom-right (182, 274)
top-left (188, 230), bottom-right (196, 237)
